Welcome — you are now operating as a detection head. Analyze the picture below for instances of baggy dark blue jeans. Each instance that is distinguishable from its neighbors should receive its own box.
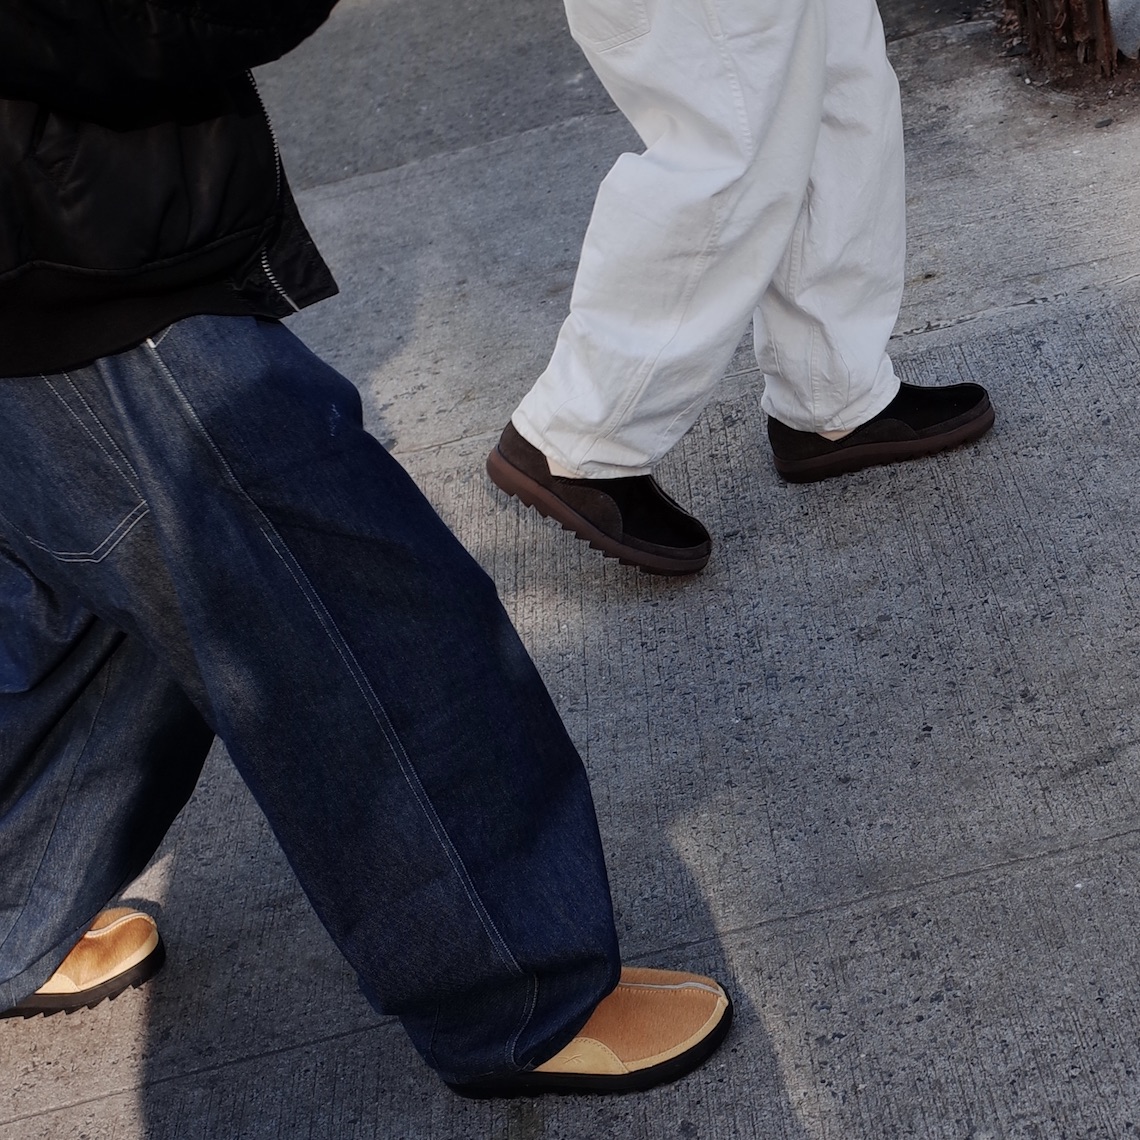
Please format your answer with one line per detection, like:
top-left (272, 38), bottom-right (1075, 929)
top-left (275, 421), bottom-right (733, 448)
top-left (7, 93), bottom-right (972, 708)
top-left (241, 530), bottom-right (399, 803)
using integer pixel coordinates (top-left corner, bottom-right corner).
top-left (0, 314), bottom-right (620, 1083)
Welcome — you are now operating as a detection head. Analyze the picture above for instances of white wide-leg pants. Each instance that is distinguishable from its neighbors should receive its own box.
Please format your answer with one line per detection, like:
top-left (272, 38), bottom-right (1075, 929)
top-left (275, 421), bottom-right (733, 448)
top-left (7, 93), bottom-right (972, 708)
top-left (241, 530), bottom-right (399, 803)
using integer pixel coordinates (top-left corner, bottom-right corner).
top-left (513, 0), bottom-right (906, 477)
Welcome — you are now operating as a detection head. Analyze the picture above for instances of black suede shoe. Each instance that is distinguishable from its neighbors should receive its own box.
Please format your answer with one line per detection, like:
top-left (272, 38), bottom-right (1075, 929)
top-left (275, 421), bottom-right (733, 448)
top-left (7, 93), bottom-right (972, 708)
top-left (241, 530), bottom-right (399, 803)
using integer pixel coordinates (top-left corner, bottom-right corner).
top-left (767, 381), bottom-right (994, 483)
top-left (486, 423), bottom-right (711, 575)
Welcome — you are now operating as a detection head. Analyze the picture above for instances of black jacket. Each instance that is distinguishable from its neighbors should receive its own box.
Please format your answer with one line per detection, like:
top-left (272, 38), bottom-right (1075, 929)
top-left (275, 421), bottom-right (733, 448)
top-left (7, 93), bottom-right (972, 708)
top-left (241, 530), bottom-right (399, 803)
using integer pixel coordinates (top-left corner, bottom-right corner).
top-left (0, 0), bottom-right (341, 378)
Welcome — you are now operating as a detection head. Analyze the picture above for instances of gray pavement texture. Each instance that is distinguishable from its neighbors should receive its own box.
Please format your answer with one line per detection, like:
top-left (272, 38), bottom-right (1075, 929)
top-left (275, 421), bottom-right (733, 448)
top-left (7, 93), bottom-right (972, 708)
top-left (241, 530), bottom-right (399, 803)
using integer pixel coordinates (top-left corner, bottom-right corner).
top-left (6, 2), bottom-right (1140, 1138)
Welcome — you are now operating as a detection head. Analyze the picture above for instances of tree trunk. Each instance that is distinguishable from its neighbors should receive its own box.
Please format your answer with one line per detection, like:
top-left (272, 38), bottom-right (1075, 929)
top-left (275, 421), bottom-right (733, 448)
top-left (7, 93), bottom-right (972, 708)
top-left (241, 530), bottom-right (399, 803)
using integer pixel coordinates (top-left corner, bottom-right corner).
top-left (1006, 0), bottom-right (1117, 75)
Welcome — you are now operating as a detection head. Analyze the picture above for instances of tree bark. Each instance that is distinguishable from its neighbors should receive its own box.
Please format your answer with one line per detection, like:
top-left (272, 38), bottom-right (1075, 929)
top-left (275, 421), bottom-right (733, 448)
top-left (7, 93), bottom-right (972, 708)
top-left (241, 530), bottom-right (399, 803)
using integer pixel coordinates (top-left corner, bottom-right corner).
top-left (1006, 0), bottom-right (1117, 76)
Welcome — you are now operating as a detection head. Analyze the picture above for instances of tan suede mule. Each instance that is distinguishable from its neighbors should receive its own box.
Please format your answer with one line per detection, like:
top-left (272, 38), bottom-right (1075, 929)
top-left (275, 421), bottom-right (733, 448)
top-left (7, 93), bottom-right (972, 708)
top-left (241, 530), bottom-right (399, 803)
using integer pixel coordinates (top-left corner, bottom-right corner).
top-left (1, 908), bottom-right (165, 1018)
top-left (449, 966), bottom-right (732, 1097)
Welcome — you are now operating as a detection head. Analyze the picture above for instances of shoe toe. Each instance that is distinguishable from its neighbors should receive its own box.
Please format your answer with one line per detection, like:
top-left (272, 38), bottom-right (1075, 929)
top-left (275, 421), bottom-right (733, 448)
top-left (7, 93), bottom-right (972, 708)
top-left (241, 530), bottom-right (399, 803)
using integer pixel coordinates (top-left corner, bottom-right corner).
top-left (536, 966), bottom-right (729, 1076)
top-left (37, 910), bottom-right (160, 995)
top-left (447, 966), bottom-right (732, 1098)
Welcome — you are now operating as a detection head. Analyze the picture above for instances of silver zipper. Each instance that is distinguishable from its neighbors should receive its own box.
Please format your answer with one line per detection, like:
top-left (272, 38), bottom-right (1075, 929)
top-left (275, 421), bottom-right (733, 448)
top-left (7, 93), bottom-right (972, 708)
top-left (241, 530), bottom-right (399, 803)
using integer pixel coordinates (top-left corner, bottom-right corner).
top-left (260, 249), bottom-right (301, 313)
top-left (248, 70), bottom-right (282, 202)
top-left (247, 71), bottom-right (299, 311)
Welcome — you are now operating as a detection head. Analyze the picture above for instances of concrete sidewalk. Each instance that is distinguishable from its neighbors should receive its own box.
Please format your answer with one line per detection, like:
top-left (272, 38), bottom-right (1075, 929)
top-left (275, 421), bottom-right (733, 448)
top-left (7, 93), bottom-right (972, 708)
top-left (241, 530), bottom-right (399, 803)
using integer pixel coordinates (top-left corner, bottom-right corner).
top-left (7, 2), bottom-right (1140, 1136)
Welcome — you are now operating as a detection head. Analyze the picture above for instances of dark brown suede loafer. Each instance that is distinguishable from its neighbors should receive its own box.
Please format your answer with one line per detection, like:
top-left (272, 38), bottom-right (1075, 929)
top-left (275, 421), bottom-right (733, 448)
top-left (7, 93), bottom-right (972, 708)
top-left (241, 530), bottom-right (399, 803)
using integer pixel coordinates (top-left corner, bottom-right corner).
top-left (1, 909), bottom-right (165, 1018)
top-left (768, 381), bottom-right (995, 483)
top-left (486, 423), bottom-right (711, 575)
top-left (448, 967), bottom-right (733, 1098)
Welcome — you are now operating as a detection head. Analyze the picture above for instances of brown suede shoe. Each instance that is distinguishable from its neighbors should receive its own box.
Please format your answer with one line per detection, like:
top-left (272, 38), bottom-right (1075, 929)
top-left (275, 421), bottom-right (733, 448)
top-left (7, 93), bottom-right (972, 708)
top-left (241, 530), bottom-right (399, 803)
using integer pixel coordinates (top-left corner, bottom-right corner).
top-left (486, 423), bottom-right (711, 575)
top-left (768, 381), bottom-right (995, 482)
top-left (1, 908), bottom-right (165, 1018)
top-left (448, 967), bottom-right (732, 1097)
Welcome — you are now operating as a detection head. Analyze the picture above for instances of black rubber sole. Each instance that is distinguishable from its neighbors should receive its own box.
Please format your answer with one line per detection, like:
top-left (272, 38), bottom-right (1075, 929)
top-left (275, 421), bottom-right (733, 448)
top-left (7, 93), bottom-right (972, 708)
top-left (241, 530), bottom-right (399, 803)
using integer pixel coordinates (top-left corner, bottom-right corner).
top-left (0, 937), bottom-right (166, 1019)
top-left (486, 447), bottom-right (709, 576)
top-left (772, 399), bottom-right (995, 483)
top-left (447, 993), bottom-right (733, 1099)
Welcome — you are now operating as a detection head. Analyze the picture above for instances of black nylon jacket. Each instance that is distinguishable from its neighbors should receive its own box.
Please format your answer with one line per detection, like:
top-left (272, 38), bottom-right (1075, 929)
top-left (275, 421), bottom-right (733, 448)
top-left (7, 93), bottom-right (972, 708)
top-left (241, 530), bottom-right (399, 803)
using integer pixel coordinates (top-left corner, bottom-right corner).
top-left (0, 0), bottom-right (341, 378)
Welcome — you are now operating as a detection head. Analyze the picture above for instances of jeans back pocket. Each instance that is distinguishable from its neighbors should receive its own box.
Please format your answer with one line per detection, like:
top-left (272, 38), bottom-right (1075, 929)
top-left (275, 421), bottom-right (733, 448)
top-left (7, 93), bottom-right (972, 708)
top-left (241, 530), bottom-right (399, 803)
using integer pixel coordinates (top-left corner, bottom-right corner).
top-left (0, 375), bottom-right (147, 564)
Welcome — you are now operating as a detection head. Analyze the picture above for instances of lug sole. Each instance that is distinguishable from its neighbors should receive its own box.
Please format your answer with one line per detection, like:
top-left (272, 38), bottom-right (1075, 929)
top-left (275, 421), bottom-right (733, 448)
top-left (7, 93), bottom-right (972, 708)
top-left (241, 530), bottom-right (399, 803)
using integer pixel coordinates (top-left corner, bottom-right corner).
top-left (486, 446), bottom-right (708, 575)
top-left (0, 938), bottom-right (166, 1019)
top-left (773, 401), bottom-right (995, 483)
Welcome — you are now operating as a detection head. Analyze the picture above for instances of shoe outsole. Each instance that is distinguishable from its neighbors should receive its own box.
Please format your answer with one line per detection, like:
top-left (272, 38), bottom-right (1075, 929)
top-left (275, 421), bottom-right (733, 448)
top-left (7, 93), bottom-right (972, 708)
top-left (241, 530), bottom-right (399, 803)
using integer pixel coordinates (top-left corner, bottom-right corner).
top-left (486, 446), bottom-right (708, 575)
top-left (447, 992), bottom-right (733, 1098)
top-left (0, 937), bottom-right (166, 1019)
top-left (772, 399), bottom-right (995, 483)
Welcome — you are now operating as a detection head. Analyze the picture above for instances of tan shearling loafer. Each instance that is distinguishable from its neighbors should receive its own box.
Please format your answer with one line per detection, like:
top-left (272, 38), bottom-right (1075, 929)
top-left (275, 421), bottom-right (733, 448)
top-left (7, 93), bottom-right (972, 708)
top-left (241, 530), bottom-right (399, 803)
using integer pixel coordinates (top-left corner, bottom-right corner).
top-left (449, 966), bottom-right (732, 1097)
top-left (1, 908), bottom-right (165, 1018)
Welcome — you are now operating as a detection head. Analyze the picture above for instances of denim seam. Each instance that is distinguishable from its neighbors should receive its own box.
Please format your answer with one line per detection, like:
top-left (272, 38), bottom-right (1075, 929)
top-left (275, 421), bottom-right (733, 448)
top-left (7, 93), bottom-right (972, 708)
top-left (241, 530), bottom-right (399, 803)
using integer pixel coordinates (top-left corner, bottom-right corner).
top-left (57, 373), bottom-right (144, 493)
top-left (19, 501), bottom-right (149, 564)
top-left (265, 535), bottom-right (526, 977)
top-left (425, 1001), bottom-right (442, 1072)
top-left (142, 339), bottom-right (527, 987)
top-left (0, 646), bottom-right (112, 964)
top-left (44, 375), bottom-right (142, 496)
top-left (508, 973), bottom-right (539, 1070)
top-left (18, 373), bottom-right (151, 560)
